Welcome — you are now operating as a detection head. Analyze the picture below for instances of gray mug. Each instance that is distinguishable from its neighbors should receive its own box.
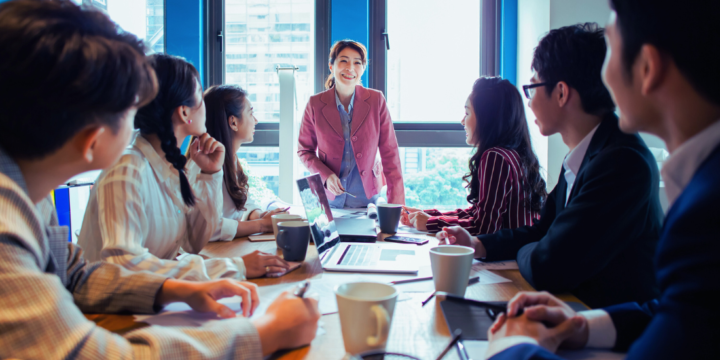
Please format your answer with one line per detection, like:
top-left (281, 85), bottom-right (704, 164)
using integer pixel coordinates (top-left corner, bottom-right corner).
top-left (377, 204), bottom-right (402, 234)
top-left (277, 221), bottom-right (310, 262)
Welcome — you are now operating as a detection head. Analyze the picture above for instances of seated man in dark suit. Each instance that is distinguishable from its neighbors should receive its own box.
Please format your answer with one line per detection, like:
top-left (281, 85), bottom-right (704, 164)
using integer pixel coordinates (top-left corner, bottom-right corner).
top-left (439, 23), bottom-right (663, 309)
top-left (483, 0), bottom-right (720, 359)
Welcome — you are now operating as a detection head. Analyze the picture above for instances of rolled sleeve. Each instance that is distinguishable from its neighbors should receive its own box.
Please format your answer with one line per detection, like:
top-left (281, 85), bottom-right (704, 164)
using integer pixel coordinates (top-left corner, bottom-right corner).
top-left (213, 218), bottom-right (239, 242)
top-left (580, 309), bottom-right (617, 349)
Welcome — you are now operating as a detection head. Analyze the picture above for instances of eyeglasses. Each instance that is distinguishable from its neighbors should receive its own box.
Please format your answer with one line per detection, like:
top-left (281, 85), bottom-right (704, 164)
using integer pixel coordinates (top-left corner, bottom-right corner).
top-left (522, 82), bottom-right (548, 99)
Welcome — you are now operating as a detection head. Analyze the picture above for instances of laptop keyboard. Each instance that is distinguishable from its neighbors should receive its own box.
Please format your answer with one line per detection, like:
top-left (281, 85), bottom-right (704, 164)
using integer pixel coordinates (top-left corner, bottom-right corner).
top-left (338, 245), bottom-right (378, 266)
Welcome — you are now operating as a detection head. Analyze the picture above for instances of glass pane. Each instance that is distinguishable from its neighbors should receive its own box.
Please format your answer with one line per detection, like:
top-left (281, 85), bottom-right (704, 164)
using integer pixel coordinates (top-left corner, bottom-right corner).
top-left (387, 0), bottom-right (480, 122)
top-left (237, 147), bottom-right (280, 199)
top-left (401, 147), bottom-right (475, 211)
top-left (224, 0), bottom-right (315, 122)
top-left (81, 0), bottom-right (165, 54)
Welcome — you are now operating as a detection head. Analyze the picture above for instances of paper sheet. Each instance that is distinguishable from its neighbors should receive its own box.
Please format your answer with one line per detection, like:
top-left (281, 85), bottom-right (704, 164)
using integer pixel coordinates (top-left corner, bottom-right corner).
top-left (248, 234), bottom-right (275, 241)
top-left (471, 259), bottom-right (519, 271)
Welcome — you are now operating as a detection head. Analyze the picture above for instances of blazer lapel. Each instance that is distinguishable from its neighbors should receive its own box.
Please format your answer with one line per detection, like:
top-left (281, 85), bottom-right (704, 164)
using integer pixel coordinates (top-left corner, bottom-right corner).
top-left (351, 85), bottom-right (371, 136)
top-left (319, 88), bottom-right (343, 137)
top-left (567, 114), bottom-right (618, 203)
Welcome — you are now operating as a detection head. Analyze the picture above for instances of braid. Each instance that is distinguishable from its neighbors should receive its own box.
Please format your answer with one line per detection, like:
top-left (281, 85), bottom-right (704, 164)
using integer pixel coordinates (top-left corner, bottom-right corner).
top-left (134, 54), bottom-right (200, 207)
top-left (158, 119), bottom-right (195, 206)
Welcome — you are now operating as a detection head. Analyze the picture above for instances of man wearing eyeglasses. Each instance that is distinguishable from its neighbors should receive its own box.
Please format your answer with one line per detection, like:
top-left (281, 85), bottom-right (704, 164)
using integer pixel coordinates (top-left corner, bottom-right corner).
top-left (439, 23), bottom-right (662, 309)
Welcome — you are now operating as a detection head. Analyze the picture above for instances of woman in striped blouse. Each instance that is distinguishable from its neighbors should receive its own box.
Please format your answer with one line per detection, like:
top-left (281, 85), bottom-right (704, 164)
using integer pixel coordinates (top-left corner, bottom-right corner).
top-left (402, 77), bottom-right (546, 235)
top-left (78, 54), bottom-right (289, 280)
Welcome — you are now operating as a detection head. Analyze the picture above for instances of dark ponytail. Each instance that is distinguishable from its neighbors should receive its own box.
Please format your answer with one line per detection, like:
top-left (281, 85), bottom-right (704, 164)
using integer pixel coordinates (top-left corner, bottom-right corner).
top-left (204, 85), bottom-right (250, 211)
top-left (135, 54), bottom-right (200, 206)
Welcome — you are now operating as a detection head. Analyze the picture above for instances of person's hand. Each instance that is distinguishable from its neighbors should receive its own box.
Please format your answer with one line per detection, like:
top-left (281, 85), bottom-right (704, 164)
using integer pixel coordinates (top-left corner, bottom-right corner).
top-left (436, 226), bottom-right (486, 258)
top-left (188, 133), bottom-right (226, 174)
top-left (409, 211), bottom-right (431, 231)
top-left (325, 174), bottom-right (344, 196)
top-left (252, 291), bottom-right (321, 355)
top-left (402, 206), bottom-right (421, 213)
top-left (256, 208), bottom-right (286, 233)
top-left (242, 250), bottom-right (290, 278)
top-left (489, 291), bottom-right (589, 349)
top-left (488, 312), bottom-right (586, 354)
top-left (156, 278), bottom-right (259, 318)
top-left (248, 209), bottom-right (262, 220)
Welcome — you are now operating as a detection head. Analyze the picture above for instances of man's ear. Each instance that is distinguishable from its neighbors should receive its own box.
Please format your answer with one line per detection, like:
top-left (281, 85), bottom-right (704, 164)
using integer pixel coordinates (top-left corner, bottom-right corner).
top-left (76, 126), bottom-right (105, 164)
top-left (228, 115), bottom-right (239, 131)
top-left (556, 81), bottom-right (571, 108)
top-left (637, 44), bottom-right (667, 96)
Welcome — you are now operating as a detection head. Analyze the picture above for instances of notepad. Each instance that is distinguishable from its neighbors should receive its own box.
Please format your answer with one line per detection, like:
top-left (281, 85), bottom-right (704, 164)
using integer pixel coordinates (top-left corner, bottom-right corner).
top-left (248, 234), bottom-right (276, 242)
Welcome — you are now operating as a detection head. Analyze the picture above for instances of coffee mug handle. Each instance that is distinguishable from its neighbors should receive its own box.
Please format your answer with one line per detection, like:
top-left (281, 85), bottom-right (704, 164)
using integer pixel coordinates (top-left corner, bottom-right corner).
top-left (277, 229), bottom-right (286, 249)
top-left (366, 305), bottom-right (389, 347)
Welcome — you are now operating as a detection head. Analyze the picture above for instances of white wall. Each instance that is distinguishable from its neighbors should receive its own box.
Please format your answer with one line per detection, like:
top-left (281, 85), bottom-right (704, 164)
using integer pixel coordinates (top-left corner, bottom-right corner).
top-left (517, 0), bottom-right (665, 191)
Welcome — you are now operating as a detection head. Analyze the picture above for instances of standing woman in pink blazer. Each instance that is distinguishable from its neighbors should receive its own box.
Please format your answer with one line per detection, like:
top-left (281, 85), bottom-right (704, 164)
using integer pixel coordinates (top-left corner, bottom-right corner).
top-left (298, 40), bottom-right (405, 207)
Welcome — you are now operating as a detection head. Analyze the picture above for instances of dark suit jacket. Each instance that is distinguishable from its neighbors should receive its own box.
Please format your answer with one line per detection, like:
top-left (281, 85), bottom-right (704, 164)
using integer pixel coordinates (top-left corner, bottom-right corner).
top-left (489, 143), bottom-right (720, 360)
top-left (479, 115), bottom-right (663, 308)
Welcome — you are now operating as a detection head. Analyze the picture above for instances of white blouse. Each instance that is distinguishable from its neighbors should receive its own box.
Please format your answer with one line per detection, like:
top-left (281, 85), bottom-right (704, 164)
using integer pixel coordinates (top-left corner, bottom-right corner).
top-left (211, 161), bottom-right (262, 241)
top-left (77, 132), bottom-right (247, 281)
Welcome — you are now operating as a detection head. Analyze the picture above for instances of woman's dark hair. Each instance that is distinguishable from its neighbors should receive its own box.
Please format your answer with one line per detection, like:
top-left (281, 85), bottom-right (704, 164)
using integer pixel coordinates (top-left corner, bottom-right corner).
top-left (325, 40), bottom-right (368, 90)
top-left (463, 77), bottom-right (547, 212)
top-left (135, 54), bottom-right (200, 206)
top-left (204, 85), bottom-right (250, 211)
top-left (0, 0), bottom-right (157, 159)
top-left (610, 0), bottom-right (720, 106)
top-left (531, 23), bottom-right (615, 116)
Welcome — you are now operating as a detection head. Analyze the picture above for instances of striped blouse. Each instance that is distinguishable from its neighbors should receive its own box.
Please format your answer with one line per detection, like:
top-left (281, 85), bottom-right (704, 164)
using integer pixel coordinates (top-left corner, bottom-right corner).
top-left (425, 147), bottom-right (539, 235)
top-left (77, 132), bottom-right (247, 281)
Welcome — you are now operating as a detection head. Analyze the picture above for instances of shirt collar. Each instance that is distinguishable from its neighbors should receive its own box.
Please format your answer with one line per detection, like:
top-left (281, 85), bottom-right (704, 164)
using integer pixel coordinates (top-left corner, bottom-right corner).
top-left (335, 89), bottom-right (355, 114)
top-left (563, 123), bottom-right (601, 176)
top-left (0, 147), bottom-right (29, 194)
top-left (132, 131), bottom-right (178, 184)
top-left (661, 119), bottom-right (720, 207)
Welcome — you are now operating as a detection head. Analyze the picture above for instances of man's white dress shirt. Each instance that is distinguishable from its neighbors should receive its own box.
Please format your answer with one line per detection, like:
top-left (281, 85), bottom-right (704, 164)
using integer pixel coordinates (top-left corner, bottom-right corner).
top-left (563, 125), bottom-right (600, 205)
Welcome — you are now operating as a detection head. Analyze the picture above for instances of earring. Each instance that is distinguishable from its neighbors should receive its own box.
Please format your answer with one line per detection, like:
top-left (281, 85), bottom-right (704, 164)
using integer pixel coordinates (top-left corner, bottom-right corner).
top-left (189, 119), bottom-right (193, 124)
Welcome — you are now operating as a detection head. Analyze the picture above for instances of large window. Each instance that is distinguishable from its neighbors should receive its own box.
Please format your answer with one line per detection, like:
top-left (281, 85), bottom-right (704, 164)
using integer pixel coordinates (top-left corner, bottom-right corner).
top-left (81, 0), bottom-right (165, 54)
top-left (401, 147), bottom-right (474, 210)
top-left (386, 0), bottom-right (480, 123)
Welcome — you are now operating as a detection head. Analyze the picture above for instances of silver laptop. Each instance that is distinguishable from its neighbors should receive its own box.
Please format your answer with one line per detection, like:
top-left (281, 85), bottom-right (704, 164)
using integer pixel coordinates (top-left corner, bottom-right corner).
top-left (297, 174), bottom-right (418, 274)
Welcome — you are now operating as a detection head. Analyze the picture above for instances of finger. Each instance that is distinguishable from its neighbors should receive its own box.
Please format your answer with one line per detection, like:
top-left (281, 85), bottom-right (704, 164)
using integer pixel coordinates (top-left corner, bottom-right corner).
top-left (303, 297), bottom-right (321, 321)
top-left (204, 138), bottom-right (216, 154)
top-left (524, 305), bottom-right (569, 325)
top-left (488, 313), bottom-right (507, 337)
top-left (209, 301), bottom-right (237, 319)
top-left (266, 266), bottom-right (288, 274)
top-left (507, 291), bottom-right (555, 317)
top-left (549, 316), bottom-right (585, 348)
top-left (409, 212), bottom-right (418, 221)
top-left (447, 236), bottom-right (457, 244)
top-left (264, 256), bottom-right (290, 269)
top-left (246, 282), bottom-right (260, 316)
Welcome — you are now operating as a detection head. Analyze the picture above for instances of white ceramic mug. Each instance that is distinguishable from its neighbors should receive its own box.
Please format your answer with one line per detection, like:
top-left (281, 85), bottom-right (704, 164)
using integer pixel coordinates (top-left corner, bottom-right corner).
top-left (335, 282), bottom-right (398, 355)
top-left (429, 245), bottom-right (475, 296)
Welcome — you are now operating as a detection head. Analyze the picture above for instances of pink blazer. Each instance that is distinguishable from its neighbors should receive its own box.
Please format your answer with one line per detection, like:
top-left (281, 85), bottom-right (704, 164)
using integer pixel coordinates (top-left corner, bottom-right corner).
top-left (297, 86), bottom-right (405, 204)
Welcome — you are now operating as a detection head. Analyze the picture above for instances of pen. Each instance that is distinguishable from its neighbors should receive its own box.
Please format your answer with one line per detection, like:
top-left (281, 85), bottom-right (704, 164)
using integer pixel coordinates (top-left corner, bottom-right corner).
top-left (342, 191), bottom-right (356, 198)
top-left (455, 334), bottom-right (471, 360)
top-left (421, 276), bottom-right (479, 307)
top-left (281, 206), bottom-right (291, 212)
top-left (435, 329), bottom-right (463, 360)
top-left (294, 280), bottom-right (310, 298)
top-left (390, 276), bottom-right (433, 285)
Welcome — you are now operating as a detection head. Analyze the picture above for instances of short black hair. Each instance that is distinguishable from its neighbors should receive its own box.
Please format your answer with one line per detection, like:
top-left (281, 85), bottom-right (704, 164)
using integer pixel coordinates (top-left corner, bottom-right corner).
top-left (0, 0), bottom-right (157, 160)
top-left (532, 23), bottom-right (615, 116)
top-left (610, 0), bottom-right (720, 106)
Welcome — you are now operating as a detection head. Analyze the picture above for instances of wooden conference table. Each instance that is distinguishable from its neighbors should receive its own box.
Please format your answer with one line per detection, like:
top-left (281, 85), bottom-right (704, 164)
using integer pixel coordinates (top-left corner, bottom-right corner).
top-left (87, 234), bottom-right (582, 360)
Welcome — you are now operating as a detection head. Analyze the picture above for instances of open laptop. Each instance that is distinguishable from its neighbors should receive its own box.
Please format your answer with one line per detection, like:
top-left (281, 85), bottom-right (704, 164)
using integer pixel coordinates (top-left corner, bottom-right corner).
top-left (297, 174), bottom-right (418, 274)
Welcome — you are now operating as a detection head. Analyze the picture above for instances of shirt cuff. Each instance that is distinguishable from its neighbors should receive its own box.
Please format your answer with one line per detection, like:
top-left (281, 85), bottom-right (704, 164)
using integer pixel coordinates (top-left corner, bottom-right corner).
top-left (230, 256), bottom-right (247, 280)
top-left (485, 336), bottom-right (539, 359)
top-left (580, 309), bottom-right (616, 349)
top-left (197, 168), bottom-right (224, 181)
top-left (214, 218), bottom-right (239, 241)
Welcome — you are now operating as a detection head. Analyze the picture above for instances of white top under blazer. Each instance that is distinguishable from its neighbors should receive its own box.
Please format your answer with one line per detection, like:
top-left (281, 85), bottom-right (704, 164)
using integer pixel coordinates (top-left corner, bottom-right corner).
top-left (78, 132), bottom-right (247, 280)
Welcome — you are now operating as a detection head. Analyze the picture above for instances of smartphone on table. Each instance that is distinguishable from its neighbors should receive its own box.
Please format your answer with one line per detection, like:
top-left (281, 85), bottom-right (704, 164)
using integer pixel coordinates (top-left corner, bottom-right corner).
top-left (384, 236), bottom-right (429, 245)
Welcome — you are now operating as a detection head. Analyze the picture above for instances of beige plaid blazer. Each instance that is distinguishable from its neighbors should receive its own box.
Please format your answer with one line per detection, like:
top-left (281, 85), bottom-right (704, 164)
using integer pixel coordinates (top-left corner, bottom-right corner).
top-left (0, 149), bottom-right (263, 359)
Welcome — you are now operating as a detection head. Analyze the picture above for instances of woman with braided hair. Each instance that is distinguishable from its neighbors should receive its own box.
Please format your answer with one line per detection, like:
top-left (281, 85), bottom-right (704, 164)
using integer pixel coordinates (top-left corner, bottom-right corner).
top-left (78, 54), bottom-right (280, 281)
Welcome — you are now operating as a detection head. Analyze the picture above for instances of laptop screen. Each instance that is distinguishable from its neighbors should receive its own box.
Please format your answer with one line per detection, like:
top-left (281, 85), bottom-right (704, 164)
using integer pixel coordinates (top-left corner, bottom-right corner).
top-left (296, 174), bottom-right (340, 254)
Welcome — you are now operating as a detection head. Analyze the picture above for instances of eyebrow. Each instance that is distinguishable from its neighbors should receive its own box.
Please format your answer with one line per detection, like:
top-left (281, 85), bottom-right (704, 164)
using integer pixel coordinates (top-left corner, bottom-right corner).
top-left (339, 55), bottom-right (362, 61)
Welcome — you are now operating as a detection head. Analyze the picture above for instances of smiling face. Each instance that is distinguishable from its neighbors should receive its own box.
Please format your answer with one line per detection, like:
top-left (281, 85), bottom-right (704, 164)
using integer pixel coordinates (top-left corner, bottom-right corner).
top-left (528, 72), bottom-right (564, 136)
top-left (462, 97), bottom-right (477, 145)
top-left (233, 97), bottom-right (258, 144)
top-left (329, 47), bottom-right (365, 90)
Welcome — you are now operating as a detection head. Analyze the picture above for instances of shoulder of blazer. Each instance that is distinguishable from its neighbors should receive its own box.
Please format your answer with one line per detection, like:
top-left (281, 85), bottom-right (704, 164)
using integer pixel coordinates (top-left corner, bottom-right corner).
top-left (311, 87), bottom-right (335, 107)
top-left (355, 85), bottom-right (383, 103)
